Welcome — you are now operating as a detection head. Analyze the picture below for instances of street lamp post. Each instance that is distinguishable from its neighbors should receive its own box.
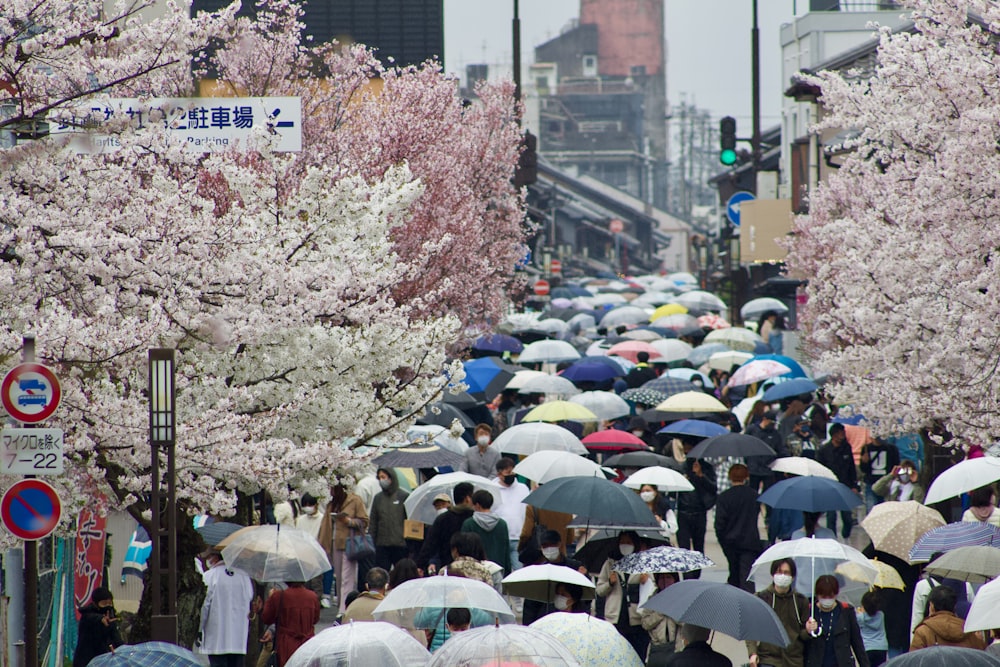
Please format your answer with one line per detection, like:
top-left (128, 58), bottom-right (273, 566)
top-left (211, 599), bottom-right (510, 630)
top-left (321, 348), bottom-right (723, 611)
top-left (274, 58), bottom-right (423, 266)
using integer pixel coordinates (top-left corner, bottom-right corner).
top-left (148, 348), bottom-right (177, 643)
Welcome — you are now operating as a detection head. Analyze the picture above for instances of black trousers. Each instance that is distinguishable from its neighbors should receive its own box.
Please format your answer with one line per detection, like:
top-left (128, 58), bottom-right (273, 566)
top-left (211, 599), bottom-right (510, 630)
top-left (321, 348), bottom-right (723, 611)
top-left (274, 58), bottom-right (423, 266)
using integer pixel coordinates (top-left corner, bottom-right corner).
top-left (721, 543), bottom-right (759, 592)
top-left (676, 512), bottom-right (707, 579)
top-left (374, 545), bottom-right (408, 572)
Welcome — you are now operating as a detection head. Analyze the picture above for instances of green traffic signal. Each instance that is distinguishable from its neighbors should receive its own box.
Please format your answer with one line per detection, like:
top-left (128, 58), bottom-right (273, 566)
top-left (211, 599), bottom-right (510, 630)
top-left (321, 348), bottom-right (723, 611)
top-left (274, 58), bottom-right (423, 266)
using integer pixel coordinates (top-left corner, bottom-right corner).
top-left (720, 148), bottom-right (737, 165)
top-left (719, 115), bottom-right (738, 166)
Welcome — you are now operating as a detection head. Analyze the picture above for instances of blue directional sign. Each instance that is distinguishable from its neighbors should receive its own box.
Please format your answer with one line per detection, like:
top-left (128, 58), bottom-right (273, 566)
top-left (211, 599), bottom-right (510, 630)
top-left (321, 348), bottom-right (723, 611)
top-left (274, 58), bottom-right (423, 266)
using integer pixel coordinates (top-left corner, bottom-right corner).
top-left (726, 191), bottom-right (756, 227)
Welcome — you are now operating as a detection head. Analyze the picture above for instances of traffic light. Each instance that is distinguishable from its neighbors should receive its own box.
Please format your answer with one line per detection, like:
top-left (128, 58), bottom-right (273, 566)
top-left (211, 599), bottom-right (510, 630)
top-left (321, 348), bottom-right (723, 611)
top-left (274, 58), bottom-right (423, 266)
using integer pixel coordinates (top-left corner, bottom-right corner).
top-left (719, 116), bottom-right (737, 166)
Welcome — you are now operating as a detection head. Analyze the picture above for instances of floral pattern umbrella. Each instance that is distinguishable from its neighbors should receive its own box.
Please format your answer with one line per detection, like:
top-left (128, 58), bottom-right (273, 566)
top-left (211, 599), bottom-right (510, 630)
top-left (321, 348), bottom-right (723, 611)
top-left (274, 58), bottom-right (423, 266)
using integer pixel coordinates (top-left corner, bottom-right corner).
top-left (728, 359), bottom-right (793, 387)
top-left (531, 613), bottom-right (643, 667)
top-left (614, 545), bottom-right (715, 574)
top-left (620, 387), bottom-right (669, 408)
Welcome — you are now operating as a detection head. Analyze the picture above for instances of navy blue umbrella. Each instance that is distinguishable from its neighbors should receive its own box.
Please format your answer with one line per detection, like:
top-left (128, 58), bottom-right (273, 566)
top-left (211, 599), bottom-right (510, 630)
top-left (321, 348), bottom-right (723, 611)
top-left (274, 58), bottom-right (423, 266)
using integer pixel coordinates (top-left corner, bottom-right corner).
top-left (762, 378), bottom-right (818, 402)
top-left (757, 475), bottom-right (862, 512)
top-left (522, 476), bottom-right (659, 528)
top-left (560, 359), bottom-right (624, 384)
top-left (658, 419), bottom-right (728, 439)
top-left (472, 333), bottom-right (524, 355)
top-left (686, 432), bottom-right (775, 459)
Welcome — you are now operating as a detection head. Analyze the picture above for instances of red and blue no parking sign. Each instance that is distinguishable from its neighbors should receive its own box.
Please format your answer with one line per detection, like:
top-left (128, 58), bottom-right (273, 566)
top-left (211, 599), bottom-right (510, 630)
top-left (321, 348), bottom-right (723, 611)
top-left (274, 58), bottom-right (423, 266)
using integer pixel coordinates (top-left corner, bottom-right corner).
top-left (1, 479), bottom-right (62, 540)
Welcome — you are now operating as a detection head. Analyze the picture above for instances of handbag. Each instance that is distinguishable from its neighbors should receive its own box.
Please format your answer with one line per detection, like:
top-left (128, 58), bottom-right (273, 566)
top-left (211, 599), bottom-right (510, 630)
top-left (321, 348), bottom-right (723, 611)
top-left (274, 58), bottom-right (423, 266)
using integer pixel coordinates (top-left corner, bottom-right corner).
top-left (346, 528), bottom-right (376, 562)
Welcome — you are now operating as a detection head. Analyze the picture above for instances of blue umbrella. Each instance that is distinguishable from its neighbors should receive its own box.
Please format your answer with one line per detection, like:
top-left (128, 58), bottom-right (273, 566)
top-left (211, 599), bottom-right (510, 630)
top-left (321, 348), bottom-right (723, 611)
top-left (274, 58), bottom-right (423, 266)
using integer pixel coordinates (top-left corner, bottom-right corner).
top-left (522, 476), bottom-right (659, 529)
top-left (472, 333), bottom-right (523, 355)
top-left (89, 642), bottom-right (201, 667)
top-left (909, 522), bottom-right (1000, 563)
top-left (750, 354), bottom-right (807, 378)
top-left (658, 419), bottom-right (728, 439)
top-left (462, 357), bottom-right (521, 400)
top-left (641, 580), bottom-right (790, 646)
top-left (561, 359), bottom-right (624, 384)
top-left (757, 476), bottom-right (862, 512)
top-left (762, 378), bottom-right (818, 402)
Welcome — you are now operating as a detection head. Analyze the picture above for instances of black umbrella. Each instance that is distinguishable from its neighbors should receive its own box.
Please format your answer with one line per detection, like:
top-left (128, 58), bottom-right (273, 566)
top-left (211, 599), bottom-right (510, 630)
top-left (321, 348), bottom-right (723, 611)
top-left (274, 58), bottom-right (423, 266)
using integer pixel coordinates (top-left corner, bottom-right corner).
top-left (642, 580), bottom-right (790, 646)
top-left (197, 521), bottom-right (245, 547)
top-left (416, 402), bottom-right (476, 429)
top-left (442, 390), bottom-right (484, 410)
top-left (372, 443), bottom-right (465, 469)
top-left (685, 432), bottom-right (775, 459)
top-left (522, 476), bottom-right (659, 528)
top-left (640, 376), bottom-right (697, 397)
top-left (885, 647), bottom-right (1000, 667)
top-left (574, 528), bottom-right (671, 573)
top-left (604, 450), bottom-right (682, 471)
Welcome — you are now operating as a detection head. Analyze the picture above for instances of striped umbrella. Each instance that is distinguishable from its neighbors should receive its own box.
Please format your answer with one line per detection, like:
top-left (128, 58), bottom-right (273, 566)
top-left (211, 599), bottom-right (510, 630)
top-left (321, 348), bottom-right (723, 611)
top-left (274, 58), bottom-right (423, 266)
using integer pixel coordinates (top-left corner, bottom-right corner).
top-left (909, 522), bottom-right (1000, 563)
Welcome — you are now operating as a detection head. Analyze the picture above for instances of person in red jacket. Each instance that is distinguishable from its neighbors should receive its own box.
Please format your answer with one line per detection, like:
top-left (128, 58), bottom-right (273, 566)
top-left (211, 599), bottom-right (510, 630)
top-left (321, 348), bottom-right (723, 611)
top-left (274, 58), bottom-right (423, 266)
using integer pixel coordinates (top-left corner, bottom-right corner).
top-left (261, 582), bottom-right (320, 666)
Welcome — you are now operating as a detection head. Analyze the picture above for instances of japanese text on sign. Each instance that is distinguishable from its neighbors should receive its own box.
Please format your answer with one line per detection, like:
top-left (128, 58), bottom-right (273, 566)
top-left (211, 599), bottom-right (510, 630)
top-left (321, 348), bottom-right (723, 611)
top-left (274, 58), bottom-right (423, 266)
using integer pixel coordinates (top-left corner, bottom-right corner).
top-left (0, 428), bottom-right (64, 475)
top-left (56, 97), bottom-right (301, 154)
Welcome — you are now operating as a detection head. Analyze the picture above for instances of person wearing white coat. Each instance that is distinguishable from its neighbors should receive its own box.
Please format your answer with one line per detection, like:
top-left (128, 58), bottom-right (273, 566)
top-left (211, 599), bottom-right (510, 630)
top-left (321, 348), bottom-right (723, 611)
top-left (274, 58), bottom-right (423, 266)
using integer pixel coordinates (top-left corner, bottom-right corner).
top-left (198, 550), bottom-right (256, 667)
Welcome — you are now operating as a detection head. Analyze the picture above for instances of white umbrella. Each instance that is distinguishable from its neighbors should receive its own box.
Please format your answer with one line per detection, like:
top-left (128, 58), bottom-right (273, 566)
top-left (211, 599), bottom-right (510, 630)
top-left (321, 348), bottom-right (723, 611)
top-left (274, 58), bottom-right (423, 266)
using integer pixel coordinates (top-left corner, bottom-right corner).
top-left (620, 329), bottom-right (662, 342)
top-left (427, 624), bottom-right (581, 667)
top-left (769, 457), bottom-right (838, 481)
top-left (514, 450), bottom-right (606, 484)
top-left (518, 374), bottom-right (581, 397)
top-left (924, 456), bottom-right (1000, 505)
top-left (372, 575), bottom-right (515, 628)
top-left (740, 297), bottom-right (789, 322)
top-left (590, 293), bottom-right (628, 306)
top-left (599, 306), bottom-right (651, 328)
top-left (704, 327), bottom-right (763, 353)
top-left (649, 338), bottom-right (694, 363)
top-left (632, 290), bottom-right (675, 307)
top-left (728, 359), bottom-right (793, 387)
top-left (665, 272), bottom-right (699, 287)
top-left (749, 538), bottom-right (877, 609)
top-left (707, 350), bottom-right (754, 371)
top-left (492, 422), bottom-right (588, 456)
top-left (622, 466), bottom-right (695, 492)
top-left (501, 563), bottom-right (596, 602)
top-left (536, 318), bottom-right (570, 336)
top-left (404, 425), bottom-right (468, 454)
top-left (963, 575), bottom-right (1000, 632)
top-left (285, 622), bottom-right (429, 667)
top-left (505, 369), bottom-right (550, 390)
top-left (673, 290), bottom-right (727, 312)
top-left (404, 472), bottom-right (504, 525)
top-left (569, 391), bottom-right (631, 420)
top-left (518, 340), bottom-right (582, 364)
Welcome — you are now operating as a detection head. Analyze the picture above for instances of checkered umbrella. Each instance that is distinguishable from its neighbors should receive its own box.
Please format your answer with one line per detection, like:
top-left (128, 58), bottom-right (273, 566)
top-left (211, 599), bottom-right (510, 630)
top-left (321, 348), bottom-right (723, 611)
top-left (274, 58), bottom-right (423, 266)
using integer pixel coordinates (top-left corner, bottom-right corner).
top-left (89, 642), bottom-right (201, 667)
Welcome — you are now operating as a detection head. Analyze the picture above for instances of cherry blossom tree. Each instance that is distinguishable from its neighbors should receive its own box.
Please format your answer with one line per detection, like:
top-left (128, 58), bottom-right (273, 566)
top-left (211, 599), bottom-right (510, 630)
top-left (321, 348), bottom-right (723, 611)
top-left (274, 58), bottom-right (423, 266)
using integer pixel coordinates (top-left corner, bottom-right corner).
top-left (785, 0), bottom-right (1000, 445)
top-left (210, 0), bottom-right (528, 329)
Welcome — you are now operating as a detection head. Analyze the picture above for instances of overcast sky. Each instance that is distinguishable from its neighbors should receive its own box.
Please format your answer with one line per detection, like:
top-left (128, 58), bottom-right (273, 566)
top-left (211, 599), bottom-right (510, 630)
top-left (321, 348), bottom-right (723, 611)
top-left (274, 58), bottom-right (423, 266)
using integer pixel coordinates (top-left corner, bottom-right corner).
top-left (443, 0), bottom-right (800, 129)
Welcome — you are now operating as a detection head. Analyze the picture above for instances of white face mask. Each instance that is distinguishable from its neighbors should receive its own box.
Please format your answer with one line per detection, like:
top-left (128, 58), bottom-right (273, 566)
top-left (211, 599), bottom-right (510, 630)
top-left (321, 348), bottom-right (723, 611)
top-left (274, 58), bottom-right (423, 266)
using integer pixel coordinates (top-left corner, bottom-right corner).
top-left (619, 544), bottom-right (635, 556)
top-left (477, 435), bottom-right (490, 446)
top-left (898, 472), bottom-right (911, 483)
top-left (542, 547), bottom-right (561, 561)
top-left (640, 491), bottom-right (656, 503)
top-left (772, 573), bottom-right (793, 590)
top-left (553, 595), bottom-right (570, 611)
top-left (436, 507), bottom-right (448, 515)
top-left (302, 506), bottom-right (317, 515)
top-left (817, 597), bottom-right (837, 611)
top-left (632, 430), bottom-right (645, 437)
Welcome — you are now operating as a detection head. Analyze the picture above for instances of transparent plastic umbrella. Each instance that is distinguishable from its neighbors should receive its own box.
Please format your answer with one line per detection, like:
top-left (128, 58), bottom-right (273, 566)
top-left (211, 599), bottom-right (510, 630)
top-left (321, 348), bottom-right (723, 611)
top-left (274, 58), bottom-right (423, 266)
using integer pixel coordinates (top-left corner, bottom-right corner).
top-left (404, 472), bottom-right (504, 525)
top-left (749, 538), bottom-right (877, 606)
top-left (284, 623), bottom-right (429, 667)
top-left (502, 563), bottom-right (596, 602)
top-left (514, 450), bottom-right (607, 484)
top-left (220, 525), bottom-right (331, 583)
top-left (569, 391), bottom-right (631, 421)
top-left (427, 624), bottom-right (582, 667)
top-left (372, 575), bottom-right (515, 628)
top-left (492, 422), bottom-right (588, 456)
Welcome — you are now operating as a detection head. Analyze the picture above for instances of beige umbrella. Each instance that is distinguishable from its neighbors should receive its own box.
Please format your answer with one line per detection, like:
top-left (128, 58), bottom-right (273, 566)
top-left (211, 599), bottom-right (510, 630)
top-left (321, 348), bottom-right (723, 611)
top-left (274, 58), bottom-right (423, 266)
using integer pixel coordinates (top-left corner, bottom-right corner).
top-left (653, 391), bottom-right (728, 413)
top-left (837, 558), bottom-right (906, 591)
top-left (522, 401), bottom-right (599, 423)
top-left (859, 500), bottom-right (946, 561)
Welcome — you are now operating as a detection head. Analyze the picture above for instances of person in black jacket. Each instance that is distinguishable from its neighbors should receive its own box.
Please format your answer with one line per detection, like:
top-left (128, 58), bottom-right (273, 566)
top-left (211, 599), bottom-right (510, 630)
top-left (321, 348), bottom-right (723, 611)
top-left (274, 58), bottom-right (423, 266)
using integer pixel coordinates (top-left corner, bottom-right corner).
top-left (713, 463), bottom-right (762, 591)
top-left (416, 482), bottom-right (475, 574)
top-left (816, 424), bottom-right (860, 539)
top-left (744, 410), bottom-right (790, 504)
top-left (73, 587), bottom-right (123, 667)
top-left (625, 352), bottom-right (658, 388)
top-left (805, 575), bottom-right (870, 667)
top-left (675, 439), bottom-right (717, 580)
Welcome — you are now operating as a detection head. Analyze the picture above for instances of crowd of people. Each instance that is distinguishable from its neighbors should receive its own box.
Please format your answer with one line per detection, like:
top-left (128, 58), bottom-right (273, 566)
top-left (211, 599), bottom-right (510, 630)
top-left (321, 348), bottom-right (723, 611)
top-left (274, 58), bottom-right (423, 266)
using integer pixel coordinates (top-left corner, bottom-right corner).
top-left (72, 288), bottom-right (1000, 666)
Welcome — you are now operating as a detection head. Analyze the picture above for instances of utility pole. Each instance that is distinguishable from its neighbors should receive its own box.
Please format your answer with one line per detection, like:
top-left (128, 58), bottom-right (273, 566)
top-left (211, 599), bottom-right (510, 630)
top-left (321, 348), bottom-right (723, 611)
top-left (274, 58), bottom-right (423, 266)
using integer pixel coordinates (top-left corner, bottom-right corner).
top-left (751, 0), bottom-right (762, 182)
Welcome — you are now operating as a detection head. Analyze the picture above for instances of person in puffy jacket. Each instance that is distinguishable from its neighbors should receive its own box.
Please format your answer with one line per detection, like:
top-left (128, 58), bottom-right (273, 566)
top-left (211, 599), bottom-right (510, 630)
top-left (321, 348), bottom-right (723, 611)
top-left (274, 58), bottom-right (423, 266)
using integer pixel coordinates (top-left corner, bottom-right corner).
top-left (910, 585), bottom-right (986, 651)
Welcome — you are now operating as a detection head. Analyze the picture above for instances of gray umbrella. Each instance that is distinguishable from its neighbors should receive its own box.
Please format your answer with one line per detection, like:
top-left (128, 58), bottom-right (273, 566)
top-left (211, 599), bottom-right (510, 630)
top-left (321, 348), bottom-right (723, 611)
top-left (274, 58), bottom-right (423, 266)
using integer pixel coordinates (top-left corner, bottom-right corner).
top-left (925, 545), bottom-right (1000, 584)
top-left (372, 443), bottom-right (465, 469)
top-left (885, 647), bottom-right (1000, 667)
top-left (603, 450), bottom-right (682, 471)
top-left (641, 580), bottom-right (790, 646)
top-left (197, 521), bottom-right (245, 548)
top-left (522, 476), bottom-right (659, 528)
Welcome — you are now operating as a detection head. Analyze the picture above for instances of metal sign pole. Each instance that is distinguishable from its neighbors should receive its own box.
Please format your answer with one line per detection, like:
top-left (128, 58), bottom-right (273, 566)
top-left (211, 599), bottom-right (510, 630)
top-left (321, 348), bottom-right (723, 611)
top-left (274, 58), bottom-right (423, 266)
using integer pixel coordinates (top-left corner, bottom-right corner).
top-left (21, 334), bottom-right (38, 667)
